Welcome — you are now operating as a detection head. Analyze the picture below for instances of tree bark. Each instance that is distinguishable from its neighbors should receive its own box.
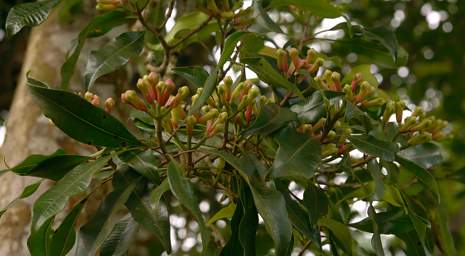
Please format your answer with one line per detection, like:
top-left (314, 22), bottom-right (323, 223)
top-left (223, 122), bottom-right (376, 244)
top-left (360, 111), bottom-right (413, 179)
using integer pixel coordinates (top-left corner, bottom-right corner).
top-left (0, 10), bottom-right (94, 255)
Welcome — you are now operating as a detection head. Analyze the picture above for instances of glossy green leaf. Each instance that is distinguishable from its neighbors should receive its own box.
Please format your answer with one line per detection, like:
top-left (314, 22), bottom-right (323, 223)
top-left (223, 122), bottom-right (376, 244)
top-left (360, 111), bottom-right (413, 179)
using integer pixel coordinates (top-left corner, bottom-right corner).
top-left (150, 179), bottom-right (170, 206)
top-left (349, 134), bottom-right (398, 161)
top-left (341, 64), bottom-right (379, 87)
top-left (5, 0), bottom-right (61, 37)
top-left (269, 0), bottom-right (341, 18)
top-left (290, 91), bottom-right (325, 123)
top-left (28, 78), bottom-right (141, 147)
top-left (368, 205), bottom-right (385, 256)
top-left (126, 192), bottom-right (171, 253)
top-left (319, 217), bottom-right (353, 254)
top-left (397, 143), bottom-right (443, 169)
top-left (253, 1), bottom-right (283, 33)
top-left (84, 31), bottom-right (144, 89)
top-left (0, 180), bottom-right (42, 218)
top-left (172, 66), bottom-right (209, 88)
top-left (100, 215), bottom-right (137, 256)
top-left (243, 57), bottom-right (303, 97)
top-left (243, 104), bottom-right (296, 136)
top-left (219, 31), bottom-right (249, 67)
top-left (27, 216), bottom-right (54, 256)
top-left (49, 201), bottom-right (85, 256)
top-left (189, 67), bottom-right (218, 113)
top-left (351, 207), bottom-right (414, 234)
top-left (164, 11), bottom-right (210, 44)
top-left (303, 184), bottom-right (329, 223)
top-left (117, 150), bottom-right (160, 184)
top-left (75, 179), bottom-right (136, 256)
top-left (167, 161), bottom-right (212, 254)
top-left (238, 184), bottom-right (259, 256)
top-left (432, 204), bottom-right (456, 255)
top-left (60, 10), bottom-right (131, 89)
top-left (31, 155), bottom-right (111, 231)
top-left (207, 203), bottom-right (236, 225)
top-left (364, 26), bottom-right (399, 61)
top-left (272, 128), bottom-right (321, 180)
top-left (5, 149), bottom-right (87, 181)
top-left (367, 159), bottom-right (384, 199)
top-left (396, 155), bottom-right (440, 203)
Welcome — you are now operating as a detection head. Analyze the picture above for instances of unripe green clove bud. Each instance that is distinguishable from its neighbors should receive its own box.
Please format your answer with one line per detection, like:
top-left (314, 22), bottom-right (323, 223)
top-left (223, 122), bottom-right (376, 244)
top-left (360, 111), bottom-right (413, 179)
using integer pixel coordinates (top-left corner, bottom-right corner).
top-left (362, 98), bottom-right (385, 108)
top-left (104, 98), bottom-right (115, 112)
top-left (277, 49), bottom-right (289, 73)
top-left (322, 143), bottom-right (338, 157)
top-left (395, 101), bottom-right (405, 124)
top-left (383, 101), bottom-right (395, 124)
top-left (408, 132), bottom-right (432, 145)
top-left (199, 108), bottom-right (219, 123)
top-left (121, 90), bottom-right (147, 111)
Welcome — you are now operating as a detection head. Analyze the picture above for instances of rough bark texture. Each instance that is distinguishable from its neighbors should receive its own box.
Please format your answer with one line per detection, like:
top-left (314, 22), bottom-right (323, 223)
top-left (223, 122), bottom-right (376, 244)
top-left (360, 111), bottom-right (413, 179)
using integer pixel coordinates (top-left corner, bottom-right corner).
top-left (0, 10), bottom-right (95, 255)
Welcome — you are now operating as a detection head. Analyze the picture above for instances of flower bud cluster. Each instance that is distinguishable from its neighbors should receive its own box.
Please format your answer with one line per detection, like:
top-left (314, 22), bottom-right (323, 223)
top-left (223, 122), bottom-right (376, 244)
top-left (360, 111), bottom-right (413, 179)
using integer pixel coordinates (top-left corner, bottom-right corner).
top-left (277, 48), bottom-right (323, 81)
top-left (84, 91), bottom-right (115, 113)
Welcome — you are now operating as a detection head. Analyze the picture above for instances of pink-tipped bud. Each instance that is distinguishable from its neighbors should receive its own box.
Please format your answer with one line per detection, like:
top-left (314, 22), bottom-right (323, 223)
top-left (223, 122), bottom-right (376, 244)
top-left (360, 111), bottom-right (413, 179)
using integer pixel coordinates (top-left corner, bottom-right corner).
top-left (289, 48), bottom-right (301, 70)
top-left (245, 105), bottom-right (253, 126)
top-left (121, 90), bottom-right (147, 111)
top-left (351, 73), bottom-right (362, 92)
top-left (104, 98), bottom-right (115, 112)
top-left (91, 95), bottom-right (100, 106)
top-left (277, 49), bottom-right (289, 74)
top-left (308, 58), bottom-right (323, 75)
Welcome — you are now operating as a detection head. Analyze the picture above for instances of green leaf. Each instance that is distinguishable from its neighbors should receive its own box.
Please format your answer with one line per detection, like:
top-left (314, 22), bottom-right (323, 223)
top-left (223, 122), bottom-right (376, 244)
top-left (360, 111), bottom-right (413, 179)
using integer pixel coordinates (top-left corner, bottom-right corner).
top-left (237, 184), bottom-right (259, 256)
top-left (219, 31), bottom-right (249, 67)
top-left (242, 57), bottom-right (303, 97)
top-left (150, 179), bottom-right (170, 206)
top-left (189, 67), bottom-right (218, 113)
top-left (117, 150), bottom-right (160, 184)
top-left (319, 217), bottom-right (353, 254)
top-left (164, 11), bottom-right (210, 44)
top-left (31, 155), bottom-right (111, 232)
top-left (351, 207), bottom-right (414, 235)
top-left (0, 180), bottom-right (42, 218)
top-left (5, 0), bottom-right (61, 37)
top-left (364, 26), bottom-right (399, 61)
top-left (167, 161), bottom-right (212, 253)
top-left (207, 203), bottom-right (236, 225)
top-left (253, 1), bottom-right (283, 33)
top-left (172, 66), bottom-right (209, 88)
top-left (341, 64), bottom-right (379, 87)
top-left (28, 78), bottom-right (141, 147)
top-left (431, 204), bottom-right (456, 255)
top-left (349, 134), bottom-right (399, 161)
top-left (125, 192), bottom-right (171, 253)
top-left (367, 159), bottom-right (384, 200)
top-left (303, 184), bottom-right (329, 223)
top-left (272, 128), bottom-right (321, 180)
top-left (75, 178), bottom-right (137, 256)
top-left (243, 104), bottom-right (296, 136)
top-left (368, 205), bottom-right (385, 256)
top-left (290, 91), bottom-right (325, 123)
top-left (49, 201), bottom-right (85, 256)
top-left (396, 155), bottom-right (440, 203)
top-left (397, 143), bottom-right (443, 169)
top-left (60, 10), bottom-right (131, 89)
top-left (27, 216), bottom-right (54, 256)
top-left (84, 31), bottom-right (144, 89)
top-left (100, 215), bottom-right (137, 256)
top-left (5, 149), bottom-right (87, 181)
top-left (269, 0), bottom-right (342, 18)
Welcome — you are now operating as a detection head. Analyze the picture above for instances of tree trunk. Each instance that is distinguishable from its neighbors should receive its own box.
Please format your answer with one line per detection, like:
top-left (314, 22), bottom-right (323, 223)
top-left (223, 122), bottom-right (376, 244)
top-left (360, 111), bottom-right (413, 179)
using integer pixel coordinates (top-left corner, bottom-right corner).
top-left (0, 10), bottom-right (94, 254)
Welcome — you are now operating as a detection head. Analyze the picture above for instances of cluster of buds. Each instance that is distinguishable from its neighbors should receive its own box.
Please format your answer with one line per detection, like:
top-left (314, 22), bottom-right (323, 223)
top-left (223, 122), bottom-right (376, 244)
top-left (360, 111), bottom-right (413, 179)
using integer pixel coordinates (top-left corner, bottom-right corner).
top-left (277, 48), bottom-right (323, 81)
top-left (84, 91), bottom-right (115, 112)
top-left (96, 0), bottom-right (121, 11)
top-left (201, 0), bottom-right (242, 19)
top-left (121, 72), bottom-right (190, 118)
top-left (341, 74), bottom-right (384, 108)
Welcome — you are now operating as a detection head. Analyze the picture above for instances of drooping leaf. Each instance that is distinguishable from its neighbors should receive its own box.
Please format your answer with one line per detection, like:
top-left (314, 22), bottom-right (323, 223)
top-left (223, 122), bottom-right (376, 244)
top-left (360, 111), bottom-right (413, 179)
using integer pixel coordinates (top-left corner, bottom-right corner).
top-left (207, 203), bottom-right (236, 225)
top-left (397, 143), bottom-right (443, 169)
top-left (272, 128), bottom-right (321, 180)
top-left (396, 155), bottom-right (440, 203)
top-left (4, 149), bottom-right (87, 181)
top-left (349, 134), bottom-right (398, 161)
top-left (49, 201), bottom-right (85, 256)
top-left (341, 64), bottom-right (379, 87)
top-left (303, 184), bottom-right (329, 223)
top-left (100, 215), bottom-right (138, 256)
top-left (243, 104), bottom-right (296, 136)
top-left (31, 155), bottom-right (111, 231)
top-left (319, 217), bottom-right (353, 254)
top-left (60, 10), bottom-right (131, 89)
top-left (27, 216), bottom-right (54, 256)
top-left (242, 57), bottom-right (303, 97)
top-left (172, 66), bottom-right (209, 88)
top-left (125, 192), bottom-right (171, 253)
top-left (368, 205), bottom-right (385, 256)
top-left (290, 91), bottom-right (325, 123)
top-left (84, 31), bottom-right (144, 89)
top-left (367, 159), bottom-right (384, 199)
top-left (28, 78), bottom-right (141, 147)
top-left (269, 0), bottom-right (342, 18)
top-left (75, 178), bottom-right (137, 256)
top-left (238, 184), bottom-right (259, 256)
top-left (167, 161), bottom-right (212, 254)
top-left (351, 207), bottom-right (414, 235)
top-left (5, 0), bottom-right (61, 37)
top-left (0, 180), bottom-right (42, 218)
